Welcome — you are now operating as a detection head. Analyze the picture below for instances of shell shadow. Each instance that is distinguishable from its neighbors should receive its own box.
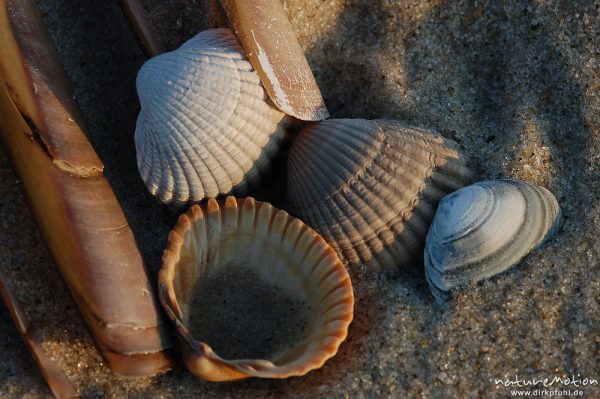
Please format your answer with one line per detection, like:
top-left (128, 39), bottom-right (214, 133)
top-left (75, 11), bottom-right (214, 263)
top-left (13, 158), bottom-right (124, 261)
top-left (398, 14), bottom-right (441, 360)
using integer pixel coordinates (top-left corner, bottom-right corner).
top-left (404, 0), bottom-right (596, 214)
top-left (303, 0), bottom-right (598, 392)
top-left (305, 0), bottom-right (397, 119)
top-left (402, 0), bottom-right (598, 390)
top-left (306, 0), bottom-right (595, 218)
top-left (403, 0), bottom-right (597, 346)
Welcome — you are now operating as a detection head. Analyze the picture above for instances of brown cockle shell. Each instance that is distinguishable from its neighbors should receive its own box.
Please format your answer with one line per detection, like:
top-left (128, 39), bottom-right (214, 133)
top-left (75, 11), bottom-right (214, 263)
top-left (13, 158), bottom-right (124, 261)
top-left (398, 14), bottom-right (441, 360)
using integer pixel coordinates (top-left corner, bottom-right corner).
top-left (285, 119), bottom-right (472, 271)
top-left (159, 197), bottom-right (354, 381)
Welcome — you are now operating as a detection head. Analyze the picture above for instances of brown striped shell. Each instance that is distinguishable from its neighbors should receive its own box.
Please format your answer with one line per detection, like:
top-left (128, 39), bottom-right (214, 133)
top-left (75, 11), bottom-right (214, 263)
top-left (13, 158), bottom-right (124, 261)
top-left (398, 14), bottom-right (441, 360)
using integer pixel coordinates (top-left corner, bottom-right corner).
top-left (159, 197), bottom-right (354, 381)
top-left (285, 119), bottom-right (472, 271)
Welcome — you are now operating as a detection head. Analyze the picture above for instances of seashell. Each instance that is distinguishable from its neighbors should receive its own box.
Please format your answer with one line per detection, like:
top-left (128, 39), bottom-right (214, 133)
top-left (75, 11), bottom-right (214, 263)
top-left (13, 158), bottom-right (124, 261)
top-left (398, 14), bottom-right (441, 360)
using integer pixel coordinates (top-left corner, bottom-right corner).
top-left (285, 119), bottom-right (472, 271)
top-left (1, 0), bottom-right (172, 378)
top-left (424, 179), bottom-right (561, 303)
top-left (119, 0), bottom-right (166, 57)
top-left (219, 0), bottom-right (329, 121)
top-left (135, 28), bottom-right (288, 206)
top-left (158, 197), bottom-right (354, 381)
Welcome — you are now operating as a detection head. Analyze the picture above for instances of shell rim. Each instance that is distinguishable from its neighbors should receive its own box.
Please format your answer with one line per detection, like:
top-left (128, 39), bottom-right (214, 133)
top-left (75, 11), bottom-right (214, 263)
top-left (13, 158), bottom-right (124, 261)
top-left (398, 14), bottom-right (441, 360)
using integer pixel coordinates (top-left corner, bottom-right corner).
top-left (158, 196), bottom-right (355, 380)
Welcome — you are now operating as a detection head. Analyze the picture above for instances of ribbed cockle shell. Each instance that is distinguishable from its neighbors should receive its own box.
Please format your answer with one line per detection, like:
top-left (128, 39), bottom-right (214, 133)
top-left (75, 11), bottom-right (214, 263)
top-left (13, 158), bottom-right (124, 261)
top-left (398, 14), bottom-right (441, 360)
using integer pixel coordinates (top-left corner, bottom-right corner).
top-left (135, 28), bottom-right (288, 206)
top-left (424, 179), bottom-right (561, 303)
top-left (159, 197), bottom-right (354, 381)
top-left (285, 119), bottom-right (472, 271)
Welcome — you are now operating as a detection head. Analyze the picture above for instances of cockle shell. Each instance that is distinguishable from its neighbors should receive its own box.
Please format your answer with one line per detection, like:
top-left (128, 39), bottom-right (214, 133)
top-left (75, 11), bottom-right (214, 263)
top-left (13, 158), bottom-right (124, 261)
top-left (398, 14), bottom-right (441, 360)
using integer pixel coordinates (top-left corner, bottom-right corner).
top-left (159, 197), bottom-right (354, 381)
top-left (285, 119), bottom-right (472, 271)
top-left (424, 179), bottom-right (561, 303)
top-left (135, 28), bottom-right (288, 206)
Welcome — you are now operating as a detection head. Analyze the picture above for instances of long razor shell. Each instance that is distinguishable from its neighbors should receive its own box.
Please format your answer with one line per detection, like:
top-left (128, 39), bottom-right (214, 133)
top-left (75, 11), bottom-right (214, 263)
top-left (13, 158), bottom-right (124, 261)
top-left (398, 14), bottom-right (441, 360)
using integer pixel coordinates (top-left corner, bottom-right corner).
top-left (119, 0), bottom-right (228, 57)
top-left (285, 119), bottom-right (472, 271)
top-left (118, 0), bottom-right (166, 57)
top-left (0, 0), bottom-right (172, 377)
top-left (0, 270), bottom-right (78, 399)
top-left (135, 28), bottom-right (288, 207)
top-left (159, 197), bottom-right (354, 381)
top-left (424, 179), bottom-right (561, 303)
top-left (219, 0), bottom-right (329, 121)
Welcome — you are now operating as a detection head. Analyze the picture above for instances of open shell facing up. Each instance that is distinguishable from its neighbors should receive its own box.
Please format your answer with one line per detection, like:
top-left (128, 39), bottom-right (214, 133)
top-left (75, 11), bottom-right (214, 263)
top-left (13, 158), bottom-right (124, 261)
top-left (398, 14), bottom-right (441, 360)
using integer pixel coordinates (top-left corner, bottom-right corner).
top-left (159, 197), bottom-right (354, 381)
top-left (424, 179), bottom-right (561, 303)
top-left (135, 28), bottom-right (288, 207)
top-left (285, 119), bottom-right (472, 272)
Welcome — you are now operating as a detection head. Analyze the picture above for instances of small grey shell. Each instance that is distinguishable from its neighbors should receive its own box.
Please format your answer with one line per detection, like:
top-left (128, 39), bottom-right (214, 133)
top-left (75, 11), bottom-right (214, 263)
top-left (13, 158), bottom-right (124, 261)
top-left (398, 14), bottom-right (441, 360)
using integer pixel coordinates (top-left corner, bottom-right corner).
top-left (135, 28), bottom-right (288, 206)
top-left (424, 179), bottom-right (561, 303)
top-left (285, 119), bottom-right (472, 271)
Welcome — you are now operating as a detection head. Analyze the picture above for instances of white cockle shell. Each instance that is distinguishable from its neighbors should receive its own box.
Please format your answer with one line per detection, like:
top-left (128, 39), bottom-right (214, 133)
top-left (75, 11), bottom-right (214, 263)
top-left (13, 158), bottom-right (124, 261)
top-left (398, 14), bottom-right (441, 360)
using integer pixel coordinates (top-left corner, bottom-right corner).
top-left (285, 119), bottom-right (472, 271)
top-left (424, 179), bottom-right (561, 303)
top-left (135, 28), bottom-right (288, 206)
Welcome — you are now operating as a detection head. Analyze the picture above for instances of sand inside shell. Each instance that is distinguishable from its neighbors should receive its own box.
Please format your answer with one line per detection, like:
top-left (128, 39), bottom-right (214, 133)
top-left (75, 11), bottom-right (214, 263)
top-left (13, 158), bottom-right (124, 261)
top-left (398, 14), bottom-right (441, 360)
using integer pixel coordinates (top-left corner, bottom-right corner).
top-left (187, 265), bottom-right (311, 361)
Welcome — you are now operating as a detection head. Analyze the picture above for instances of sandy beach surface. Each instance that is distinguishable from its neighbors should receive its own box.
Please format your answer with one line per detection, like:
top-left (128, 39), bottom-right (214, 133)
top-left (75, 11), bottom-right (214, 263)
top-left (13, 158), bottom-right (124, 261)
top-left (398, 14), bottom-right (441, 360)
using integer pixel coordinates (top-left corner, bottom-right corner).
top-left (0, 0), bottom-right (598, 397)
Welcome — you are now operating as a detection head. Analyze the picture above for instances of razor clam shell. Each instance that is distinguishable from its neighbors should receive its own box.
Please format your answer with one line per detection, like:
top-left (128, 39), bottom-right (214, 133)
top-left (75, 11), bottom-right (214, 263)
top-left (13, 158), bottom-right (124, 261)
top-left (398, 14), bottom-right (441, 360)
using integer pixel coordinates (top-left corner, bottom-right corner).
top-left (0, 0), bottom-right (172, 377)
top-left (219, 0), bottom-right (329, 121)
top-left (159, 197), bottom-right (354, 381)
top-left (285, 119), bottom-right (472, 271)
top-left (135, 28), bottom-right (288, 207)
top-left (424, 179), bottom-right (561, 303)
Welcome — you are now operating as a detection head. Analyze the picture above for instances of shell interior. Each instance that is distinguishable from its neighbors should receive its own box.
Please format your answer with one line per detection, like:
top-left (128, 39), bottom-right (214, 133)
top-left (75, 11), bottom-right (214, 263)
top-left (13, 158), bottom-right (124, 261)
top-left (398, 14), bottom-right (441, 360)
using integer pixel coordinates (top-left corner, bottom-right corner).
top-left (424, 179), bottom-right (561, 303)
top-left (135, 29), bottom-right (287, 206)
top-left (285, 118), bottom-right (472, 271)
top-left (159, 197), bottom-right (354, 381)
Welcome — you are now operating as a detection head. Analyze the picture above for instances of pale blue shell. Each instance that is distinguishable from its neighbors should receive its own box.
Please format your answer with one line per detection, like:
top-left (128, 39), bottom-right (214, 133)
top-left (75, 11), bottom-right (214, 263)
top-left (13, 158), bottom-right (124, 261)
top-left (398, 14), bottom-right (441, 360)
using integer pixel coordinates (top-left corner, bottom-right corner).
top-left (425, 179), bottom-right (561, 303)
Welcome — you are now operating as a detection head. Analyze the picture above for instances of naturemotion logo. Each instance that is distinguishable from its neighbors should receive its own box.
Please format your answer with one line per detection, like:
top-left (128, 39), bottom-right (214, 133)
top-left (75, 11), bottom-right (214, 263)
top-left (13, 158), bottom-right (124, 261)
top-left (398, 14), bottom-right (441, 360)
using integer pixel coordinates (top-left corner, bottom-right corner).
top-left (493, 374), bottom-right (598, 397)
top-left (494, 375), bottom-right (598, 389)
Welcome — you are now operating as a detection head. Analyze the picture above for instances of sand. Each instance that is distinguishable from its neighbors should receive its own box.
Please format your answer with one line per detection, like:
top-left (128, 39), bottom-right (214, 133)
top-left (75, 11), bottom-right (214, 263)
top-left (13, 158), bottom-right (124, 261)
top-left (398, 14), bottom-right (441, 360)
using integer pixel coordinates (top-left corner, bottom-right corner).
top-left (0, 0), bottom-right (598, 397)
top-left (187, 266), bottom-right (310, 360)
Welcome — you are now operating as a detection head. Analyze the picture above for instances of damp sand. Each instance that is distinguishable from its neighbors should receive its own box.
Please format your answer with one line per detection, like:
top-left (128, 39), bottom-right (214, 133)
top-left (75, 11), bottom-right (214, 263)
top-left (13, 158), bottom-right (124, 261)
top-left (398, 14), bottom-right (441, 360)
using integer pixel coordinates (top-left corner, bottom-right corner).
top-left (0, 1), bottom-right (598, 398)
top-left (187, 267), bottom-right (310, 360)
top-left (138, 0), bottom-right (226, 50)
